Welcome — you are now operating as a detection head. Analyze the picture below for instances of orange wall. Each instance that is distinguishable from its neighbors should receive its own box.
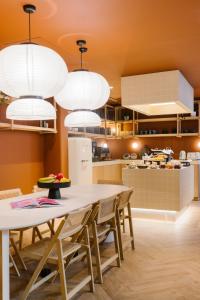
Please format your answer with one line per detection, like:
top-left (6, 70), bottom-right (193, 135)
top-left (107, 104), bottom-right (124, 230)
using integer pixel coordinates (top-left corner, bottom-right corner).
top-left (0, 131), bottom-right (44, 194)
top-left (44, 107), bottom-right (68, 177)
top-left (0, 105), bottom-right (69, 195)
top-left (97, 136), bottom-right (200, 159)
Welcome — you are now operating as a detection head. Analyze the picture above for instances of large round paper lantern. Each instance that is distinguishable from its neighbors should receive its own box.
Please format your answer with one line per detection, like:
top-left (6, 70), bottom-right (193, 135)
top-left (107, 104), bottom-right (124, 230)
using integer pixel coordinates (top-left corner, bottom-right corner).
top-left (64, 110), bottom-right (101, 127)
top-left (0, 44), bottom-right (67, 99)
top-left (6, 97), bottom-right (56, 120)
top-left (55, 70), bottom-right (110, 110)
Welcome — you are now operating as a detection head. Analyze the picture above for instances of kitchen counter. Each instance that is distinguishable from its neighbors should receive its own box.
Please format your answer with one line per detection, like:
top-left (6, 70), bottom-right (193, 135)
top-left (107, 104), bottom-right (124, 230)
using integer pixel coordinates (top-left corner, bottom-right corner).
top-left (92, 160), bottom-right (200, 204)
top-left (92, 159), bottom-right (141, 184)
top-left (92, 159), bottom-right (142, 167)
top-left (122, 165), bottom-right (194, 220)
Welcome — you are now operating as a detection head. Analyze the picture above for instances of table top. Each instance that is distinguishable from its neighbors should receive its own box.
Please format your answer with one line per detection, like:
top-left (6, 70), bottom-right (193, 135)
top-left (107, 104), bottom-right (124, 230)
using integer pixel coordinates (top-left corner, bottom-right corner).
top-left (0, 184), bottom-right (129, 230)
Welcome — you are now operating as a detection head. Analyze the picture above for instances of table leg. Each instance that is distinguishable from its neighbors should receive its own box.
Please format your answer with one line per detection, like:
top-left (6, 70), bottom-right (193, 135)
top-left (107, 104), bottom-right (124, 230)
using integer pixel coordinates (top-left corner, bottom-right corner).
top-left (0, 230), bottom-right (10, 300)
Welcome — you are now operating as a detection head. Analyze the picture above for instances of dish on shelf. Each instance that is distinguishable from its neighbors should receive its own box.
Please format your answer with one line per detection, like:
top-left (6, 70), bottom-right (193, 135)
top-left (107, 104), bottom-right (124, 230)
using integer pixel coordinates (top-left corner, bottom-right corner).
top-left (137, 165), bottom-right (148, 169)
top-left (174, 164), bottom-right (181, 169)
top-left (128, 162), bottom-right (136, 169)
top-left (130, 153), bottom-right (137, 159)
top-left (165, 164), bottom-right (173, 169)
top-left (123, 153), bottom-right (131, 160)
top-left (149, 164), bottom-right (158, 169)
top-left (160, 164), bottom-right (166, 169)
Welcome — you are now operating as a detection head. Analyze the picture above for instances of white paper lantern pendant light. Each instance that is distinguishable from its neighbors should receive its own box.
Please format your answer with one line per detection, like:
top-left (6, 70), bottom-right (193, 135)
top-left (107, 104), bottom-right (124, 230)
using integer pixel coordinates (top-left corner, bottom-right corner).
top-left (64, 110), bottom-right (101, 128)
top-left (56, 40), bottom-right (110, 110)
top-left (56, 40), bottom-right (110, 127)
top-left (6, 96), bottom-right (56, 120)
top-left (0, 4), bottom-right (68, 120)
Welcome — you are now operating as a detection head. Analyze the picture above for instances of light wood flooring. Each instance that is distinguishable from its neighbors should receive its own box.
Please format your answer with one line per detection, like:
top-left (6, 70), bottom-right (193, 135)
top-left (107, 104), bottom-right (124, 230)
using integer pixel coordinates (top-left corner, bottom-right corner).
top-left (11, 201), bottom-right (200, 300)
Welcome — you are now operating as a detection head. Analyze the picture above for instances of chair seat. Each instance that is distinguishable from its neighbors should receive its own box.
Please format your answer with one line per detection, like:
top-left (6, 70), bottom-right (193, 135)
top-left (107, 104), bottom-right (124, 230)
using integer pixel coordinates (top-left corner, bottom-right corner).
top-left (22, 237), bottom-right (82, 263)
top-left (90, 224), bottom-right (111, 239)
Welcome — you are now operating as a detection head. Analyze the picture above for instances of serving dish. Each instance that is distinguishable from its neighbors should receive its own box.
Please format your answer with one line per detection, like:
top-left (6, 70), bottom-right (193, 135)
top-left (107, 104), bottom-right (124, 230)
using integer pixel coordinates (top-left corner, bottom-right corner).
top-left (38, 181), bottom-right (71, 199)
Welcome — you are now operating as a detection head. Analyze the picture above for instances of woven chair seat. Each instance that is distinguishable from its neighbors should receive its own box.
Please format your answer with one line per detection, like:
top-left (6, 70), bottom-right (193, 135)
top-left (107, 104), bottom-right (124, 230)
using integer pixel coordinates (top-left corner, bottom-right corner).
top-left (22, 237), bottom-right (82, 263)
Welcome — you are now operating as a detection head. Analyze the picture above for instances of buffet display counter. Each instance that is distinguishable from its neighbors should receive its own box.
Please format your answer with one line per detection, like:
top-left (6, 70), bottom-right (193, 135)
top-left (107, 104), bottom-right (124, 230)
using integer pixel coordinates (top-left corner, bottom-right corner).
top-left (122, 166), bottom-right (194, 220)
top-left (92, 159), bottom-right (142, 184)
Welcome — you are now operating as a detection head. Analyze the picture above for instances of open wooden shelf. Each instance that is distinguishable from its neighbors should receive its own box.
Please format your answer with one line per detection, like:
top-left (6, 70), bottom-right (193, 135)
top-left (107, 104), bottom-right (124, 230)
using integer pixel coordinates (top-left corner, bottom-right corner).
top-left (68, 102), bottom-right (200, 139)
top-left (0, 122), bottom-right (57, 134)
top-left (180, 132), bottom-right (199, 136)
top-left (135, 133), bottom-right (178, 138)
top-left (68, 131), bottom-right (106, 139)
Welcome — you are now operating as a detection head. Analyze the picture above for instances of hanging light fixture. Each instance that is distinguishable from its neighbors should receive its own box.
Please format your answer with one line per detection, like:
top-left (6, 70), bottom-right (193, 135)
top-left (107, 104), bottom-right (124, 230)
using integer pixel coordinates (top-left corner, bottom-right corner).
top-left (0, 4), bottom-right (67, 120)
top-left (55, 40), bottom-right (110, 110)
top-left (64, 110), bottom-right (101, 128)
top-left (6, 98), bottom-right (56, 120)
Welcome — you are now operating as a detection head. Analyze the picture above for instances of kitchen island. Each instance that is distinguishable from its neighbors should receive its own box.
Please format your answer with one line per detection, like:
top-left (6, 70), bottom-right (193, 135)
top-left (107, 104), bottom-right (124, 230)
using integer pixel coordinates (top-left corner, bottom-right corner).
top-left (92, 159), bottom-right (142, 184)
top-left (122, 166), bottom-right (194, 220)
top-left (92, 159), bottom-right (200, 201)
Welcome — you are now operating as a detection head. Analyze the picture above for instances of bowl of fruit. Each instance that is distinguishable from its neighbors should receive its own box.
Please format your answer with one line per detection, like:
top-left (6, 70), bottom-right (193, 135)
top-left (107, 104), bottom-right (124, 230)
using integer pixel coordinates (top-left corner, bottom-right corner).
top-left (38, 173), bottom-right (71, 199)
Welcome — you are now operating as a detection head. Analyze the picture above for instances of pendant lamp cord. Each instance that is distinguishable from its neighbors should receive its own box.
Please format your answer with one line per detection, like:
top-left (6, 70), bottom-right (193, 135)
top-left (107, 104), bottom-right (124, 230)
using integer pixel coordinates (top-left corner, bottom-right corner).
top-left (80, 51), bottom-right (83, 69)
top-left (77, 40), bottom-right (87, 70)
top-left (28, 11), bottom-right (31, 43)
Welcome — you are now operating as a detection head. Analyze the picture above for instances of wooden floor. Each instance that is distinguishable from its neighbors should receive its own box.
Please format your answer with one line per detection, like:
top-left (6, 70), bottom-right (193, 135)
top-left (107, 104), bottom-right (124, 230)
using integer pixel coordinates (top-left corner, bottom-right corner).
top-left (11, 201), bottom-right (200, 300)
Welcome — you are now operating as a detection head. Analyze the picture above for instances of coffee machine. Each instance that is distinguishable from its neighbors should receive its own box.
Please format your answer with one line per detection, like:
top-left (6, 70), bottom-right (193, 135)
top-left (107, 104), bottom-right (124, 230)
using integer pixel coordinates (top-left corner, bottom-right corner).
top-left (92, 141), bottom-right (110, 161)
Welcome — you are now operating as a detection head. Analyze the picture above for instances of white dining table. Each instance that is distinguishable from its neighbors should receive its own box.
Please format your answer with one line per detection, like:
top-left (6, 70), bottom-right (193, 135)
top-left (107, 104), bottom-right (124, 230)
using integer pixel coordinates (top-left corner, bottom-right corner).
top-left (0, 184), bottom-right (129, 300)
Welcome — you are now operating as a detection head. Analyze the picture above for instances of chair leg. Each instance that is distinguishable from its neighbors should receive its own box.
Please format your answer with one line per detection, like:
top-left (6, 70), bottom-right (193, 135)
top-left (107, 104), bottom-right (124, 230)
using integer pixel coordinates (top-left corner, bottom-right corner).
top-left (21, 220), bottom-right (66, 300)
top-left (19, 230), bottom-right (24, 250)
top-left (10, 254), bottom-right (20, 277)
top-left (122, 209), bottom-right (126, 233)
top-left (47, 220), bottom-right (55, 237)
top-left (10, 237), bottom-right (27, 270)
top-left (92, 221), bottom-right (103, 284)
top-left (112, 218), bottom-right (121, 268)
top-left (57, 240), bottom-right (68, 300)
top-left (32, 227), bottom-right (37, 244)
top-left (34, 227), bottom-right (43, 241)
top-left (85, 226), bottom-right (95, 292)
top-left (116, 209), bottom-right (124, 260)
top-left (127, 202), bottom-right (135, 250)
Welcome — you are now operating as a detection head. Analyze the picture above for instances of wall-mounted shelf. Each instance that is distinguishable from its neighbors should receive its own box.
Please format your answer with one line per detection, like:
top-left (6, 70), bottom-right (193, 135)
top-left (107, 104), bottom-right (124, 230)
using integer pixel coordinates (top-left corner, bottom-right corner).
top-left (68, 101), bottom-right (200, 140)
top-left (68, 131), bottom-right (105, 139)
top-left (0, 122), bottom-right (57, 133)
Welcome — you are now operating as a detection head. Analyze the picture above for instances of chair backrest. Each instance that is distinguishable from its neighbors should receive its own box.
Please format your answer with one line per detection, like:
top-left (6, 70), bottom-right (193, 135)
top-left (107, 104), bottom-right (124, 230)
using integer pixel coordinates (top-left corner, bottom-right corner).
top-left (0, 188), bottom-right (22, 200)
top-left (117, 189), bottom-right (133, 210)
top-left (97, 195), bottom-right (117, 224)
top-left (59, 205), bottom-right (92, 240)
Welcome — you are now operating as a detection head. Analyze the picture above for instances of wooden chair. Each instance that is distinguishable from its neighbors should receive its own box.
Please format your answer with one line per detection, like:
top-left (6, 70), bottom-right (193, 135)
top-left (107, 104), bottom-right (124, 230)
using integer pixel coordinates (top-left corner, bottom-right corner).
top-left (116, 189), bottom-right (134, 260)
top-left (90, 195), bottom-right (121, 284)
top-left (10, 236), bottom-right (27, 276)
top-left (20, 205), bottom-right (95, 300)
top-left (0, 188), bottom-right (30, 249)
top-left (0, 188), bottom-right (53, 249)
top-left (0, 188), bottom-right (22, 199)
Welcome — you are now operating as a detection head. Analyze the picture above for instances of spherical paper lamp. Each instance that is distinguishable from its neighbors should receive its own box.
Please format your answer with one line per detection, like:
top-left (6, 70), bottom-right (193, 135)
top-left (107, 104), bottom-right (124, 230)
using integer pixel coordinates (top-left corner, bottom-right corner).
top-left (6, 98), bottom-right (56, 120)
top-left (0, 43), bottom-right (67, 99)
top-left (55, 70), bottom-right (110, 110)
top-left (64, 110), bottom-right (101, 127)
